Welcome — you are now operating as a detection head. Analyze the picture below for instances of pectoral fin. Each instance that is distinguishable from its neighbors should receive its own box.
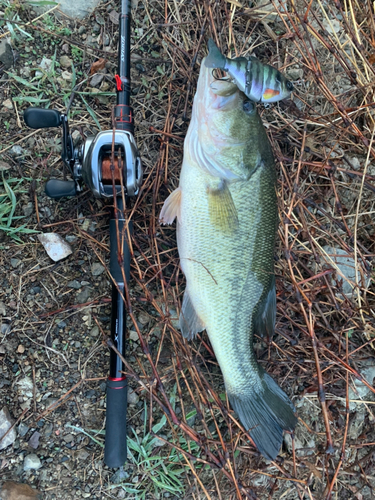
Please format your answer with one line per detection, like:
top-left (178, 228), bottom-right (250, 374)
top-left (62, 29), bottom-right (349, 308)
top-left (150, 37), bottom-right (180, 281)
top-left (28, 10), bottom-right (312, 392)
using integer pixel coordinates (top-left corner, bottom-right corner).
top-left (159, 187), bottom-right (181, 225)
top-left (207, 181), bottom-right (238, 232)
top-left (179, 290), bottom-right (205, 340)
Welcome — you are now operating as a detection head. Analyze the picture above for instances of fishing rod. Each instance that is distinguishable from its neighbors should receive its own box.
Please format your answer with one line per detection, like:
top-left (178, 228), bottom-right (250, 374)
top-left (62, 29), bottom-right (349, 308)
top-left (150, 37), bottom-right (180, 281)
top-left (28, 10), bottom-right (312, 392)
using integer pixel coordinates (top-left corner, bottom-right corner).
top-left (23, 0), bottom-right (142, 471)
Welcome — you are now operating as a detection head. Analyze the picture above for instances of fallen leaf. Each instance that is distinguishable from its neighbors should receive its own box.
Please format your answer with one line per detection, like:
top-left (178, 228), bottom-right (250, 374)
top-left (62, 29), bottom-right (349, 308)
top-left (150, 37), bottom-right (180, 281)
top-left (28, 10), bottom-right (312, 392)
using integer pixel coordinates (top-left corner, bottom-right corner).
top-left (369, 54), bottom-right (375, 65)
top-left (0, 481), bottom-right (41, 500)
top-left (301, 461), bottom-right (323, 479)
top-left (90, 58), bottom-right (107, 75)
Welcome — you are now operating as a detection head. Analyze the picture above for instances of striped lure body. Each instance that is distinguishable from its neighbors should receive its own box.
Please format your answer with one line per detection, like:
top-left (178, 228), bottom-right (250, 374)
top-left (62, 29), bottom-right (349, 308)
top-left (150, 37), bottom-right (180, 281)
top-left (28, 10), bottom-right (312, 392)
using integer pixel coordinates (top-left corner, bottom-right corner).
top-left (205, 38), bottom-right (293, 103)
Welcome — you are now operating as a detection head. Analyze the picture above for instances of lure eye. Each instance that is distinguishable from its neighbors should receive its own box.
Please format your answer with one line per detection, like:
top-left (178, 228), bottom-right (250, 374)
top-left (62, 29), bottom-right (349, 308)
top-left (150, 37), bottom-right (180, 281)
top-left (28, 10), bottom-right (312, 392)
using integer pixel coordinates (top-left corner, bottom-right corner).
top-left (243, 100), bottom-right (255, 114)
top-left (286, 81), bottom-right (294, 91)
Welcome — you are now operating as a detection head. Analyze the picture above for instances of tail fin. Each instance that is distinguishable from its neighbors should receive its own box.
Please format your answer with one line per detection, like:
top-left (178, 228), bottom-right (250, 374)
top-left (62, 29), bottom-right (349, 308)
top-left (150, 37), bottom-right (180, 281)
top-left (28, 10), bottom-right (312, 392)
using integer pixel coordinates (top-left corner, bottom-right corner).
top-left (228, 370), bottom-right (297, 460)
top-left (205, 38), bottom-right (227, 70)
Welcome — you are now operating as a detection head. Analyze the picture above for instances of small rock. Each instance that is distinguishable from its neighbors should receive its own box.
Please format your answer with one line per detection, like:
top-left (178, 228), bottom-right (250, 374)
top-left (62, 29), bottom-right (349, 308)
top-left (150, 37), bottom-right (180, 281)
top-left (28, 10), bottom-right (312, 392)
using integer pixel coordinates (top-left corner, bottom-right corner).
top-left (322, 18), bottom-right (342, 35)
top-left (109, 9), bottom-right (119, 24)
top-left (60, 55), bottom-right (72, 69)
top-left (91, 262), bottom-right (105, 276)
top-left (65, 235), bottom-right (77, 243)
top-left (22, 202), bottom-right (34, 217)
top-left (90, 73), bottom-right (105, 87)
top-left (61, 70), bottom-right (73, 81)
top-left (287, 68), bottom-right (304, 81)
top-left (43, 422), bottom-right (53, 437)
top-left (17, 422), bottom-right (29, 437)
top-left (349, 157), bottom-right (361, 170)
top-left (78, 26), bottom-right (86, 34)
top-left (0, 481), bottom-right (41, 500)
top-left (10, 258), bottom-right (21, 268)
top-left (10, 145), bottom-right (24, 157)
top-left (137, 312), bottom-right (149, 325)
top-left (129, 330), bottom-right (138, 342)
top-left (0, 161), bottom-right (10, 172)
top-left (323, 246), bottom-right (371, 297)
top-left (23, 453), bottom-right (42, 471)
top-left (62, 43), bottom-right (69, 53)
top-left (68, 280), bottom-right (81, 290)
top-left (38, 233), bottom-right (72, 262)
top-left (74, 448), bottom-right (90, 460)
top-left (76, 287), bottom-right (91, 304)
top-left (0, 302), bottom-right (6, 316)
top-left (38, 57), bottom-right (53, 74)
top-left (28, 431), bottom-right (41, 449)
top-left (0, 39), bottom-right (13, 69)
top-left (0, 407), bottom-right (16, 450)
top-left (127, 388), bottom-right (139, 405)
top-left (21, 66), bottom-right (31, 78)
top-left (63, 433), bottom-right (74, 443)
top-left (1, 324), bottom-right (10, 334)
top-left (2, 99), bottom-right (13, 110)
top-left (90, 326), bottom-right (99, 337)
top-left (44, 397), bottom-right (58, 409)
top-left (151, 433), bottom-right (168, 448)
top-left (349, 365), bottom-right (375, 410)
top-left (17, 345), bottom-right (25, 354)
top-left (16, 376), bottom-right (34, 398)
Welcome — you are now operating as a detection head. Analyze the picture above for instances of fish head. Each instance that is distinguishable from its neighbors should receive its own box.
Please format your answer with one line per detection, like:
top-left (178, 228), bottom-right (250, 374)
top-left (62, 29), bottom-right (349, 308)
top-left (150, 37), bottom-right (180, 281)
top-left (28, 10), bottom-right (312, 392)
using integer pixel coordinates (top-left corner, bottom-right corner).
top-left (188, 59), bottom-right (264, 181)
top-left (261, 65), bottom-right (293, 103)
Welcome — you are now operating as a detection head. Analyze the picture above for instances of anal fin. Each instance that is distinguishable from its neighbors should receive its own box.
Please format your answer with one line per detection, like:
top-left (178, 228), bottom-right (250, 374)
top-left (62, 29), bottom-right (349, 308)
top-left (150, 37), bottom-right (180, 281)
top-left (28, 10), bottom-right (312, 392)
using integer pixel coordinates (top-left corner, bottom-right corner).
top-left (179, 290), bottom-right (205, 341)
top-left (254, 277), bottom-right (276, 340)
top-left (159, 187), bottom-right (181, 225)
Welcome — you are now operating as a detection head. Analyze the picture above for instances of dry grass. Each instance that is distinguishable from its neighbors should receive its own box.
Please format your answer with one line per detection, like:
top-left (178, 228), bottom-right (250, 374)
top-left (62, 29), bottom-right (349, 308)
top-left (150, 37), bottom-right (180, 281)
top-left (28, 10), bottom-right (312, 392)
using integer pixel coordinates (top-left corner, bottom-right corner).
top-left (120, 1), bottom-right (375, 498)
top-left (3, 0), bottom-right (375, 498)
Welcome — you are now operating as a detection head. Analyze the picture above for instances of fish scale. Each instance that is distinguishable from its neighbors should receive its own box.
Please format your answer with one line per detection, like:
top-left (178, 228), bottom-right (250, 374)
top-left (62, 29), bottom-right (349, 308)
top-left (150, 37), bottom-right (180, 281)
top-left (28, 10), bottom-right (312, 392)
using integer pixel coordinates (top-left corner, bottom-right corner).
top-left (160, 58), bottom-right (297, 460)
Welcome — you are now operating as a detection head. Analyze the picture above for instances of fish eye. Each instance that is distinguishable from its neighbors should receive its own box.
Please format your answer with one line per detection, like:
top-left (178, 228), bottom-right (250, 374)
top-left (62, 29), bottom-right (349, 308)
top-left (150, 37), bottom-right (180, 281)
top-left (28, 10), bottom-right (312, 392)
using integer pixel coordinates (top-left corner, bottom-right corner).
top-left (243, 100), bottom-right (255, 114)
top-left (286, 81), bottom-right (294, 91)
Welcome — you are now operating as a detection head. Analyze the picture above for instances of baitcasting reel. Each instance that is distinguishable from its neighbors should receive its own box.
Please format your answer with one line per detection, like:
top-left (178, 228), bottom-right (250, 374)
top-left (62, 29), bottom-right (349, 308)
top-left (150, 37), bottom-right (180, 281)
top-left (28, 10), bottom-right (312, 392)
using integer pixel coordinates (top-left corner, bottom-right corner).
top-left (23, 106), bottom-right (142, 200)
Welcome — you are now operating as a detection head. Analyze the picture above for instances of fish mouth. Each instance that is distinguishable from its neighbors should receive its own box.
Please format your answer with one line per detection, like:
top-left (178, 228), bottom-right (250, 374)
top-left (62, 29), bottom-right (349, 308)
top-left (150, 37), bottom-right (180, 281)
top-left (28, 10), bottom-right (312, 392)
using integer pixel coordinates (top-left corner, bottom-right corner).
top-left (199, 57), bottom-right (239, 110)
top-left (199, 57), bottom-right (217, 101)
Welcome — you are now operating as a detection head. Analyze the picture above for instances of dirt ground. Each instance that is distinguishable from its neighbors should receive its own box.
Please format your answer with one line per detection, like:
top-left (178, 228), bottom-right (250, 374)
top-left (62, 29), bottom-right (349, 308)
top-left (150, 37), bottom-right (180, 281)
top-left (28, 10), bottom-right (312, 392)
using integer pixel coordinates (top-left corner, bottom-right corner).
top-left (0, 0), bottom-right (375, 499)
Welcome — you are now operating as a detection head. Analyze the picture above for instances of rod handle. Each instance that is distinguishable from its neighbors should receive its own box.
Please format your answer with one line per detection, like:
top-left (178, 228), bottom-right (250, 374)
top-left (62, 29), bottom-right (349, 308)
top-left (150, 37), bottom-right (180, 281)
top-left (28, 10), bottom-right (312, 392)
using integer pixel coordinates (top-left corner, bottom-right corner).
top-left (104, 378), bottom-right (128, 468)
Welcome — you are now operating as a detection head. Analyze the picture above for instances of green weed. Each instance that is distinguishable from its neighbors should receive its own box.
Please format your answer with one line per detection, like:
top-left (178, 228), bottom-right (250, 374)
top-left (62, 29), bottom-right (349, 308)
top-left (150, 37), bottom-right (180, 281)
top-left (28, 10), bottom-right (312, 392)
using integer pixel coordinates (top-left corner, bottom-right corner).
top-left (0, 174), bottom-right (39, 242)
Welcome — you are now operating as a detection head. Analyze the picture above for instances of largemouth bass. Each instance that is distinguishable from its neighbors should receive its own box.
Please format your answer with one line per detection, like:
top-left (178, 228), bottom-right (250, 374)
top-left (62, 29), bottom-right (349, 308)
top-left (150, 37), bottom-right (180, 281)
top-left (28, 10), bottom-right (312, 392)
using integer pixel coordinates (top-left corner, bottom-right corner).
top-left (160, 58), bottom-right (297, 460)
top-left (205, 38), bottom-right (293, 103)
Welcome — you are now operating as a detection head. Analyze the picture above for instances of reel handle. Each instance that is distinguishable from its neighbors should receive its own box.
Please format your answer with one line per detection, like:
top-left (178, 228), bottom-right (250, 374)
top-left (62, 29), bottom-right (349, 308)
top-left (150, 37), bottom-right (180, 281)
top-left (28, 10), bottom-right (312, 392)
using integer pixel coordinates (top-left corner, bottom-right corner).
top-left (24, 108), bottom-right (62, 129)
top-left (45, 179), bottom-right (77, 199)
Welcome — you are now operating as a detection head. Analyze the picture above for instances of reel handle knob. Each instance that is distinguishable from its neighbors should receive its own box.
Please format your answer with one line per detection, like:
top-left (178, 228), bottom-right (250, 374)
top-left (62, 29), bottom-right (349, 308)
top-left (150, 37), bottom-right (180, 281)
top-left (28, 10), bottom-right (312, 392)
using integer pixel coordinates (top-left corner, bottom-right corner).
top-left (24, 107), bottom-right (62, 129)
top-left (45, 179), bottom-right (77, 199)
